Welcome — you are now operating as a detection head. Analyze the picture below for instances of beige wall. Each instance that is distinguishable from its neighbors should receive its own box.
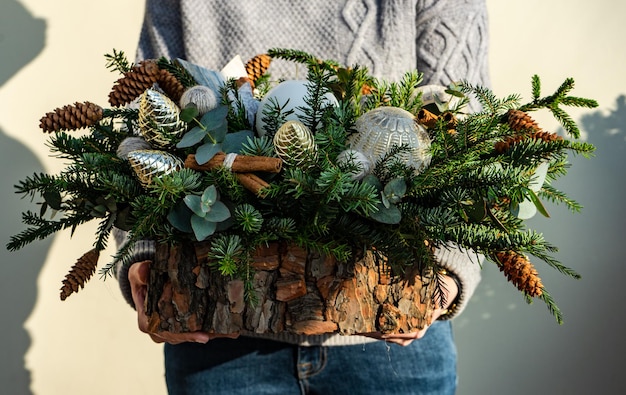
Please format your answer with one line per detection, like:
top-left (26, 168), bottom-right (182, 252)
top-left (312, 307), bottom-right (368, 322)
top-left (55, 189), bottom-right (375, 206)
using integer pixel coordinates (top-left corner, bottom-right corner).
top-left (0, 1), bottom-right (166, 394)
top-left (0, 1), bottom-right (624, 394)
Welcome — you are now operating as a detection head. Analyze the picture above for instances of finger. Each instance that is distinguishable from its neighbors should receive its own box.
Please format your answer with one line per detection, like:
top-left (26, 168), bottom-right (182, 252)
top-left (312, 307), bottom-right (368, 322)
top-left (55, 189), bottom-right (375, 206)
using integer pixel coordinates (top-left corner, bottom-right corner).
top-left (128, 260), bottom-right (151, 286)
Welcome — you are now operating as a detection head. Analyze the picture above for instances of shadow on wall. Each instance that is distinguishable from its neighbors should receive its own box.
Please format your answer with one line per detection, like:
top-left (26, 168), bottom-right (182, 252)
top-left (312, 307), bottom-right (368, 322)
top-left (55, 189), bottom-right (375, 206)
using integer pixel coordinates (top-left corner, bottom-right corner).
top-left (456, 95), bottom-right (626, 395)
top-left (0, 1), bottom-right (48, 395)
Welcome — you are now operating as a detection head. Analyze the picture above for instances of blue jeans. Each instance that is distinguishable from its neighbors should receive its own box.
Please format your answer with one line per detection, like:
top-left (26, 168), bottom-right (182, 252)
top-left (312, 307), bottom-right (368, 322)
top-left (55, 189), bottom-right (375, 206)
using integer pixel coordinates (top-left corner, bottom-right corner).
top-left (164, 320), bottom-right (457, 395)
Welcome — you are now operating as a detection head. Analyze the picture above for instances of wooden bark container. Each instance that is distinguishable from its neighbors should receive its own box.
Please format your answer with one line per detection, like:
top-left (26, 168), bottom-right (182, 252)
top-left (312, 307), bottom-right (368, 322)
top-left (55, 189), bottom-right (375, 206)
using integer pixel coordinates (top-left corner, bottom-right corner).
top-left (145, 241), bottom-right (436, 336)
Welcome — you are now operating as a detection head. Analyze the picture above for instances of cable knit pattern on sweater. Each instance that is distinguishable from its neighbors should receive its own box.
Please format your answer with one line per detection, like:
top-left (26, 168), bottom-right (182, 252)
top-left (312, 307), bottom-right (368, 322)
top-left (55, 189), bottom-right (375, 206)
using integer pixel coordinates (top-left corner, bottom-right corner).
top-left (125, 0), bottom-right (489, 345)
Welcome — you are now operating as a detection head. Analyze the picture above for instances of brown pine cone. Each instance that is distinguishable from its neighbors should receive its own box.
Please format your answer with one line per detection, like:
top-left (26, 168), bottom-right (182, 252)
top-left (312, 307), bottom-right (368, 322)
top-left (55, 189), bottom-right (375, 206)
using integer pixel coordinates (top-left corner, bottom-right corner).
top-left (494, 135), bottom-right (524, 153)
top-left (495, 130), bottom-right (563, 154)
top-left (109, 59), bottom-right (161, 107)
top-left (39, 101), bottom-right (103, 133)
top-left (507, 109), bottom-right (541, 133)
top-left (245, 53), bottom-right (272, 87)
top-left (496, 251), bottom-right (544, 297)
top-left (158, 69), bottom-right (186, 103)
top-left (60, 249), bottom-right (100, 301)
top-left (531, 130), bottom-right (564, 143)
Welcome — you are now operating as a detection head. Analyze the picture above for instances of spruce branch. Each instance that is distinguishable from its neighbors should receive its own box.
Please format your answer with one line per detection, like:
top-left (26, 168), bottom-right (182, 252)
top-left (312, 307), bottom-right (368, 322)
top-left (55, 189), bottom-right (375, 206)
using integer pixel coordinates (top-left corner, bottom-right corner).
top-left (157, 57), bottom-right (197, 88)
top-left (7, 211), bottom-right (91, 251)
top-left (517, 75), bottom-right (598, 138)
top-left (536, 289), bottom-right (564, 325)
top-left (267, 48), bottom-right (339, 72)
top-left (104, 49), bottom-right (133, 74)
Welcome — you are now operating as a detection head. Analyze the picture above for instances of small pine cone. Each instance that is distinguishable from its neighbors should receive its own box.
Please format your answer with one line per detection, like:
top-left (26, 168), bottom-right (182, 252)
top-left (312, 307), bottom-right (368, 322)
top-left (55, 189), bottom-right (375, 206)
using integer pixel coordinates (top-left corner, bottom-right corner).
top-left (39, 101), bottom-right (103, 133)
top-left (60, 249), bottom-right (100, 301)
top-left (109, 60), bottom-right (161, 107)
top-left (245, 53), bottom-right (272, 86)
top-left (494, 135), bottom-right (524, 153)
top-left (507, 109), bottom-right (541, 133)
top-left (495, 127), bottom-right (563, 154)
top-left (496, 251), bottom-right (544, 297)
top-left (157, 69), bottom-right (186, 103)
top-left (531, 130), bottom-right (564, 143)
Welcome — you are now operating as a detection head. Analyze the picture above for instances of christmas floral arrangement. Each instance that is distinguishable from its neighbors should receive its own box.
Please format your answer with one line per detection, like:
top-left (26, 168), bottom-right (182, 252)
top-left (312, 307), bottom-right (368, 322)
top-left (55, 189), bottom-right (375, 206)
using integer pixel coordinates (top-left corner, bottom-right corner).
top-left (7, 48), bottom-right (596, 334)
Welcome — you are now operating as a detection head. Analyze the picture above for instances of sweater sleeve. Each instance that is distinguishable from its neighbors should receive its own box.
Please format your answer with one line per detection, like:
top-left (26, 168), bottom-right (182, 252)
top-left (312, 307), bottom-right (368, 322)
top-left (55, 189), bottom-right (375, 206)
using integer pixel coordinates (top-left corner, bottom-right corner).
top-left (433, 243), bottom-right (483, 319)
top-left (136, 0), bottom-right (186, 61)
top-left (112, 228), bottom-right (156, 308)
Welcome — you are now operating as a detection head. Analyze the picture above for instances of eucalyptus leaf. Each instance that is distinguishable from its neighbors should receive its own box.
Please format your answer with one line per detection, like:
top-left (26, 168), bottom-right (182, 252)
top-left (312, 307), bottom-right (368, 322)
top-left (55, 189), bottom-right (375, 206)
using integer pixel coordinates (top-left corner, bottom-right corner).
top-left (201, 185), bottom-right (218, 205)
top-left (370, 203), bottom-right (401, 224)
top-left (90, 204), bottom-right (107, 218)
top-left (183, 194), bottom-right (205, 217)
top-left (384, 177), bottom-right (406, 203)
top-left (180, 105), bottom-right (199, 123)
top-left (100, 196), bottom-right (118, 212)
top-left (528, 189), bottom-right (550, 218)
top-left (200, 105), bottom-right (229, 130)
top-left (209, 119), bottom-right (228, 142)
top-left (362, 174), bottom-right (383, 191)
top-left (114, 206), bottom-right (134, 231)
top-left (445, 88), bottom-right (466, 98)
top-left (43, 190), bottom-right (62, 210)
top-left (380, 192), bottom-right (391, 209)
top-left (204, 201), bottom-right (231, 222)
top-left (167, 201), bottom-right (193, 233)
top-left (39, 201), bottom-right (48, 217)
top-left (223, 130), bottom-right (254, 153)
top-left (464, 199), bottom-right (487, 222)
top-left (195, 142), bottom-right (222, 165)
top-left (191, 216), bottom-right (217, 241)
top-left (177, 126), bottom-right (207, 148)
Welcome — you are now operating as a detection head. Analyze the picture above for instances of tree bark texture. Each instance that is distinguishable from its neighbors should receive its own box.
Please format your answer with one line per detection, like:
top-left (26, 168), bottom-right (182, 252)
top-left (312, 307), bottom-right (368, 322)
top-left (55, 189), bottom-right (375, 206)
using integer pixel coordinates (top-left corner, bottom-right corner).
top-left (146, 241), bottom-right (436, 335)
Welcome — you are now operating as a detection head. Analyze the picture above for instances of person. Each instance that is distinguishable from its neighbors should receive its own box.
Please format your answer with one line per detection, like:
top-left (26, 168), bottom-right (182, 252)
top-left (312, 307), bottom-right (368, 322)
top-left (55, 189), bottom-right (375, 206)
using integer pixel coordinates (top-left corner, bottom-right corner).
top-left (116, 1), bottom-right (489, 394)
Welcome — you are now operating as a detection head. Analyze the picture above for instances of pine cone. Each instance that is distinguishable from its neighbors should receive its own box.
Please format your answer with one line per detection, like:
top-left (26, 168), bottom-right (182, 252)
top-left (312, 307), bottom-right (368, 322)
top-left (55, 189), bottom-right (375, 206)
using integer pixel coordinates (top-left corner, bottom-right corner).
top-left (158, 69), bottom-right (186, 103)
top-left (60, 249), bottom-right (100, 301)
top-left (494, 135), bottom-right (524, 153)
top-left (531, 130), bottom-right (564, 144)
top-left (507, 109), bottom-right (541, 133)
top-left (495, 129), bottom-right (563, 154)
top-left (39, 101), bottom-right (103, 133)
top-left (109, 60), bottom-right (161, 107)
top-left (245, 53), bottom-right (272, 87)
top-left (496, 251), bottom-right (544, 297)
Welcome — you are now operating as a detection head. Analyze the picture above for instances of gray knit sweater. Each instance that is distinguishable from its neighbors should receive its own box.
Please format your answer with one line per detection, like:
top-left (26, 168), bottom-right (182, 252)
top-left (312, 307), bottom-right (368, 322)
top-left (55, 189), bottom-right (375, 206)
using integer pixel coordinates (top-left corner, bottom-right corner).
top-left (120, 0), bottom-right (489, 346)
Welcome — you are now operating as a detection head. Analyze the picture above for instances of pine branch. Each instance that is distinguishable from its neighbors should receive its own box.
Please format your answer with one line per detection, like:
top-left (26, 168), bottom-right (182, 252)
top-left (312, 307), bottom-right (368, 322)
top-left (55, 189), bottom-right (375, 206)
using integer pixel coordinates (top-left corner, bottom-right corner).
top-left (100, 234), bottom-right (139, 279)
top-left (300, 67), bottom-right (335, 134)
top-left (536, 289), bottom-right (565, 324)
top-left (517, 76), bottom-right (598, 138)
top-left (157, 57), bottom-right (197, 88)
top-left (267, 48), bottom-right (339, 72)
top-left (7, 211), bottom-right (90, 251)
top-left (538, 184), bottom-right (583, 212)
top-left (104, 49), bottom-right (133, 74)
top-left (240, 135), bottom-right (275, 157)
top-left (222, 78), bottom-right (252, 130)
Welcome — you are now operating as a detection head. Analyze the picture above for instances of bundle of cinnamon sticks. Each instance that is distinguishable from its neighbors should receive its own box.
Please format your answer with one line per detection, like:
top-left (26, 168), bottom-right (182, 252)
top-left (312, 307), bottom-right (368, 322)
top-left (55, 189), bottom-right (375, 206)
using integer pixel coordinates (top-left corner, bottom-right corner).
top-left (184, 152), bottom-right (283, 196)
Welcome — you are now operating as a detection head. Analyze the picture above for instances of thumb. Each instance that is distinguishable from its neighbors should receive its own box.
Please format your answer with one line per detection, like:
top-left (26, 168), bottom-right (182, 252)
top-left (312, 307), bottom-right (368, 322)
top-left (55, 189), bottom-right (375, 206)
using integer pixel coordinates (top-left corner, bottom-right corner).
top-left (128, 260), bottom-right (151, 286)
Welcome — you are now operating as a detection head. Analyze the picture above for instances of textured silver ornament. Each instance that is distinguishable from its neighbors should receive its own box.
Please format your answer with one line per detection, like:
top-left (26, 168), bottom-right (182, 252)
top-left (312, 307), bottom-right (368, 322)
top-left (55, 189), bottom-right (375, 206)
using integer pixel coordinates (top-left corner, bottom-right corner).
top-left (336, 149), bottom-right (372, 180)
top-left (138, 88), bottom-right (187, 149)
top-left (273, 120), bottom-right (318, 167)
top-left (127, 149), bottom-right (184, 186)
top-left (350, 107), bottom-right (431, 173)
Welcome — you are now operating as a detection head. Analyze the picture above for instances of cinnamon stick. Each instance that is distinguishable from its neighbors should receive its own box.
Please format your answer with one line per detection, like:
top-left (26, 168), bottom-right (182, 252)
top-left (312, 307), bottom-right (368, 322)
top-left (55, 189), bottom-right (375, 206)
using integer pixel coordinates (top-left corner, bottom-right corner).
top-left (442, 111), bottom-right (458, 135)
top-left (185, 152), bottom-right (282, 173)
top-left (417, 108), bottom-right (438, 129)
top-left (236, 173), bottom-right (270, 196)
